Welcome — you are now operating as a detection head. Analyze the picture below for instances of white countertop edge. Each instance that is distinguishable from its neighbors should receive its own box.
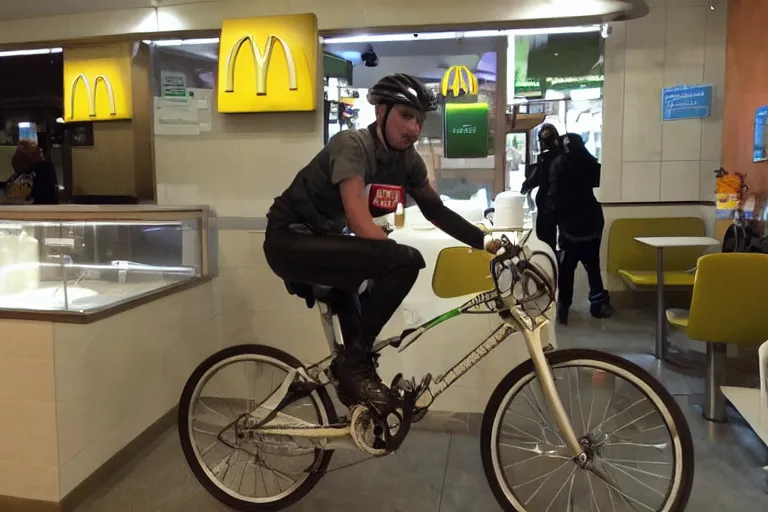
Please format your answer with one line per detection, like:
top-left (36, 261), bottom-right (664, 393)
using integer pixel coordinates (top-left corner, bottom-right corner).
top-left (634, 236), bottom-right (721, 247)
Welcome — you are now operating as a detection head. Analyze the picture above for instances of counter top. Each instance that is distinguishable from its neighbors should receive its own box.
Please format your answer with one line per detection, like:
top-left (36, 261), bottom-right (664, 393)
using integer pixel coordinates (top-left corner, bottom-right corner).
top-left (0, 204), bottom-right (211, 221)
top-left (0, 204), bottom-right (209, 214)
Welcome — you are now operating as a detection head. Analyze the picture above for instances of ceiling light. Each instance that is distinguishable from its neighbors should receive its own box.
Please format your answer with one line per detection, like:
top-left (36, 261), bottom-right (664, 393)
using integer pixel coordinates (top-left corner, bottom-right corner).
top-left (148, 38), bottom-right (220, 46)
top-left (0, 47), bottom-right (62, 57)
top-left (322, 26), bottom-right (600, 44)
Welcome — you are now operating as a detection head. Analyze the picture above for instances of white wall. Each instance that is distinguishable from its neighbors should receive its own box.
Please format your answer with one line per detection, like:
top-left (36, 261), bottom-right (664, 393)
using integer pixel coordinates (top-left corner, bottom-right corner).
top-left (599, 0), bottom-right (728, 203)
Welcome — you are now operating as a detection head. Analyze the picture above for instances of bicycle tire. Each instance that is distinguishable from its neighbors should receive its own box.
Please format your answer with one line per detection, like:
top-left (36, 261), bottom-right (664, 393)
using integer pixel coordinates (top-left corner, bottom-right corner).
top-left (178, 344), bottom-right (337, 511)
top-left (480, 348), bottom-right (694, 512)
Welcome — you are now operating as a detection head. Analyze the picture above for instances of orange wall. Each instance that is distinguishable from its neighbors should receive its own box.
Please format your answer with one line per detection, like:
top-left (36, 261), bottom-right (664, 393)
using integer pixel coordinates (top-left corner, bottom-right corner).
top-left (722, 0), bottom-right (768, 193)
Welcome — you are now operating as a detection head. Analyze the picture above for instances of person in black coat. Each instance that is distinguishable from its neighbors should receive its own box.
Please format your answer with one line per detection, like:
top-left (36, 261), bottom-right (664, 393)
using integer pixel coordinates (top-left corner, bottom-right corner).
top-left (521, 124), bottom-right (560, 254)
top-left (1, 140), bottom-right (58, 205)
top-left (547, 133), bottom-right (613, 324)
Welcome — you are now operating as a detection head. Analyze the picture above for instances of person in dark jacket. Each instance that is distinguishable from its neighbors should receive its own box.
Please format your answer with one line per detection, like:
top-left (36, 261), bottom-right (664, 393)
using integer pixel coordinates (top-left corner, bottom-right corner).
top-left (521, 124), bottom-right (560, 253)
top-left (547, 133), bottom-right (613, 324)
top-left (1, 140), bottom-right (58, 205)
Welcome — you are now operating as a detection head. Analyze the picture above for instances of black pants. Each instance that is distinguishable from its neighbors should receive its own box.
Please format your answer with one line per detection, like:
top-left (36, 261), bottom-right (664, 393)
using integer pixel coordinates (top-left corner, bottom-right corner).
top-left (263, 229), bottom-right (425, 351)
top-left (536, 212), bottom-right (558, 254)
top-left (558, 238), bottom-right (606, 308)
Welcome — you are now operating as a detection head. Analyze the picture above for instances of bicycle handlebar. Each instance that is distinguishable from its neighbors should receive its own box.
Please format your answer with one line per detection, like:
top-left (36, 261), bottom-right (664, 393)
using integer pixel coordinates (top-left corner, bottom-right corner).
top-left (489, 234), bottom-right (557, 318)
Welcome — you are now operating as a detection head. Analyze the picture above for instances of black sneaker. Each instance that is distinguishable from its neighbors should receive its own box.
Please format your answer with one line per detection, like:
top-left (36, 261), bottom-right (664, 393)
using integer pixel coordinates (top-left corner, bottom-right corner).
top-left (590, 302), bottom-right (615, 319)
top-left (589, 291), bottom-right (615, 319)
top-left (334, 351), bottom-right (391, 413)
top-left (557, 304), bottom-right (569, 325)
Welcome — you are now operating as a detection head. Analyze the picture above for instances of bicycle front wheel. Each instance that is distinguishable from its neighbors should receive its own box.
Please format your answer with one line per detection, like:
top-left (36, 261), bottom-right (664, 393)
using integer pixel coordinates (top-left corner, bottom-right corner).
top-left (481, 349), bottom-right (694, 512)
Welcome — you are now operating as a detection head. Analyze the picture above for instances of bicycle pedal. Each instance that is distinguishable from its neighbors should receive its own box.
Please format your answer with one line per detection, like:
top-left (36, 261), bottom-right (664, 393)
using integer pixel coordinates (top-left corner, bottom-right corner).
top-left (416, 374), bottom-right (432, 394)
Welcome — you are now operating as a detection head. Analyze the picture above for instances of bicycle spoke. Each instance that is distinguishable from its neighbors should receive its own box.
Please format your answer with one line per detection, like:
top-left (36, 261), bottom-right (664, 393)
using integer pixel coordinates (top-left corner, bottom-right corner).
top-left (602, 458), bottom-right (670, 466)
top-left (605, 441), bottom-right (669, 450)
top-left (519, 387), bottom-right (566, 445)
top-left (193, 426), bottom-right (220, 437)
top-left (586, 370), bottom-right (597, 433)
top-left (601, 397), bottom-right (648, 427)
top-left (545, 465), bottom-right (577, 512)
top-left (198, 399), bottom-right (233, 423)
top-left (607, 461), bottom-right (669, 480)
top-left (587, 470), bottom-right (601, 512)
top-left (501, 420), bottom-right (547, 444)
top-left (500, 442), bottom-right (568, 458)
top-left (505, 409), bottom-right (564, 442)
top-left (235, 455), bottom-right (249, 494)
top-left (599, 382), bottom-right (615, 428)
top-left (590, 465), bottom-right (655, 512)
top-left (514, 459), bottom-right (571, 492)
top-left (566, 471), bottom-right (576, 512)
top-left (504, 453), bottom-right (545, 470)
top-left (602, 460), bottom-right (666, 496)
top-left (575, 368), bottom-right (586, 434)
top-left (606, 410), bottom-right (656, 437)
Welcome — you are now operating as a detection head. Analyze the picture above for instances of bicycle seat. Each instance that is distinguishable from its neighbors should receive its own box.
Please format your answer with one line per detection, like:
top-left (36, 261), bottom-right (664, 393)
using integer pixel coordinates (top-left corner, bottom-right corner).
top-left (284, 280), bottom-right (371, 309)
top-left (283, 281), bottom-right (335, 309)
top-left (311, 285), bottom-right (334, 303)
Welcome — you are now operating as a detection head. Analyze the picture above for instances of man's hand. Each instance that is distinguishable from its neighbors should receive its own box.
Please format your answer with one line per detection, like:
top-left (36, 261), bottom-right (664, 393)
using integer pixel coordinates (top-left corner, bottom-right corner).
top-left (484, 235), bottom-right (503, 255)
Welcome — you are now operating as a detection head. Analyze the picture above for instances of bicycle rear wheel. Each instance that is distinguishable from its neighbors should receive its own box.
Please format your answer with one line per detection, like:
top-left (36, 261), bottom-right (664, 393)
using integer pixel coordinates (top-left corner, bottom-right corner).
top-left (178, 344), bottom-right (337, 511)
top-left (481, 349), bottom-right (694, 512)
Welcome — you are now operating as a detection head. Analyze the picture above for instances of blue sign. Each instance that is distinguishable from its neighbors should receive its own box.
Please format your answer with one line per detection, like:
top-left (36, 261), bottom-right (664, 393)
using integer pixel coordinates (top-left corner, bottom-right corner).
top-left (662, 84), bottom-right (713, 121)
top-left (753, 105), bottom-right (768, 162)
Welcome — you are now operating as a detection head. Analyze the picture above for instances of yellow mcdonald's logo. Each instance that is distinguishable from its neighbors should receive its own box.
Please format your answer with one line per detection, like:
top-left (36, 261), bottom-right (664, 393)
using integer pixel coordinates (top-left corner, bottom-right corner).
top-left (63, 43), bottom-right (133, 123)
top-left (217, 14), bottom-right (318, 113)
top-left (69, 73), bottom-right (116, 119)
top-left (224, 34), bottom-right (297, 96)
top-left (441, 66), bottom-right (479, 97)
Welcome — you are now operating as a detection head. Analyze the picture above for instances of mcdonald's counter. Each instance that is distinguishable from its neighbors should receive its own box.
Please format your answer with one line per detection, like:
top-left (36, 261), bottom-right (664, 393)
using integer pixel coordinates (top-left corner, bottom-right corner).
top-left (0, 204), bottom-right (216, 322)
top-left (0, 204), bottom-right (221, 505)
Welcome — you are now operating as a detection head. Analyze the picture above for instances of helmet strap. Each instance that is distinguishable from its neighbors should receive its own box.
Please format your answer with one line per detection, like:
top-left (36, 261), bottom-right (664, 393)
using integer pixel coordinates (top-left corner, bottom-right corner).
top-left (379, 104), bottom-right (394, 150)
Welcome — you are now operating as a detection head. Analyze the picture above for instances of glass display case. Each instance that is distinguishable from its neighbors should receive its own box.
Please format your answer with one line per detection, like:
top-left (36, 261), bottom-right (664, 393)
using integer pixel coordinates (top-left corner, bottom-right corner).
top-left (0, 205), bottom-right (212, 317)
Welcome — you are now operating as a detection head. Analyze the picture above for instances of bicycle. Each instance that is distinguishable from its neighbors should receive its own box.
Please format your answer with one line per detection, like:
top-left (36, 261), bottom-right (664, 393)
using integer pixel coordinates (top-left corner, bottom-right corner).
top-left (178, 231), bottom-right (694, 511)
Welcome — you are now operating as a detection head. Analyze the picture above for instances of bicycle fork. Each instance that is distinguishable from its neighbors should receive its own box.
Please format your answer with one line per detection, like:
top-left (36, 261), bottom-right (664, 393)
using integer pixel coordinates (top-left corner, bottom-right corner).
top-left (512, 311), bottom-right (587, 464)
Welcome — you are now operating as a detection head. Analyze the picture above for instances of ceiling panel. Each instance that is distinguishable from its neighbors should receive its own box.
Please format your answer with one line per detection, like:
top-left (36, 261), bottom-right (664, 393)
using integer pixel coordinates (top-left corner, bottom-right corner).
top-left (0, 0), bottom-right (214, 21)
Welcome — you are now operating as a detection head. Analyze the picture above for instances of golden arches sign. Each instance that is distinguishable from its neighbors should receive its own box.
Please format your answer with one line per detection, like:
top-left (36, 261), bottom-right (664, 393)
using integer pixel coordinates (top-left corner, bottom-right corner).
top-left (69, 73), bottom-right (117, 119)
top-left (223, 34), bottom-right (298, 96)
top-left (217, 13), bottom-right (318, 113)
top-left (441, 65), bottom-right (479, 97)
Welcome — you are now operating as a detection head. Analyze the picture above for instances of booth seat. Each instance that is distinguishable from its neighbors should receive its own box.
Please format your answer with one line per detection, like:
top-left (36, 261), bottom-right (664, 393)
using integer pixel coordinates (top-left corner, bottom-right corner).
top-left (607, 217), bottom-right (707, 288)
top-left (665, 253), bottom-right (768, 422)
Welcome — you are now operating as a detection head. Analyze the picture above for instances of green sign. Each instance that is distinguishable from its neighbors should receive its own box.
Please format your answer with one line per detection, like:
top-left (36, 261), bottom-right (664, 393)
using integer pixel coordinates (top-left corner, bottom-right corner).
top-left (443, 102), bottom-right (489, 159)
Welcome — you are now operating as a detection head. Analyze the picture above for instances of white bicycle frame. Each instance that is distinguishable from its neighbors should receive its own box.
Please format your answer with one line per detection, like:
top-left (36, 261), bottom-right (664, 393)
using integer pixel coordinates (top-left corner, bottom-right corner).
top-left (249, 293), bottom-right (586, 461)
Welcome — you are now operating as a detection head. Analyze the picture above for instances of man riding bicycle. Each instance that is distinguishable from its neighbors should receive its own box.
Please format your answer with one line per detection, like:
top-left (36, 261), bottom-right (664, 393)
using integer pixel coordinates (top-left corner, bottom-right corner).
top-left (263, 73), bottom-right (498, 412)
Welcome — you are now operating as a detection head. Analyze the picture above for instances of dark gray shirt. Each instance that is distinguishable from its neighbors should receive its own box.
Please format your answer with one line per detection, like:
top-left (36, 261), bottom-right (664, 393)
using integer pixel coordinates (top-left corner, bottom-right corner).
top-left (266, 123), bottom-right (429, 234)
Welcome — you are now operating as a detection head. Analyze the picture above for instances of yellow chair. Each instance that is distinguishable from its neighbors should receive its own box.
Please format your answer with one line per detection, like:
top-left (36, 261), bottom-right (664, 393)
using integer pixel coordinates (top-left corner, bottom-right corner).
top-left (608, 217), bottom-right (706, 288)
top-left (665, 252), bottom-right (768, 422)
top-left (433, 247), bottom-right (494, 299)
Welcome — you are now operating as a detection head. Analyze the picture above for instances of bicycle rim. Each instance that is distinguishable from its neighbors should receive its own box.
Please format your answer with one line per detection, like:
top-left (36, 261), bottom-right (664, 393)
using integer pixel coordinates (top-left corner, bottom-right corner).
top-left (486, 355), bottom-right (689, 512)
top-left (185, 352), bottom-right (330, 506)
